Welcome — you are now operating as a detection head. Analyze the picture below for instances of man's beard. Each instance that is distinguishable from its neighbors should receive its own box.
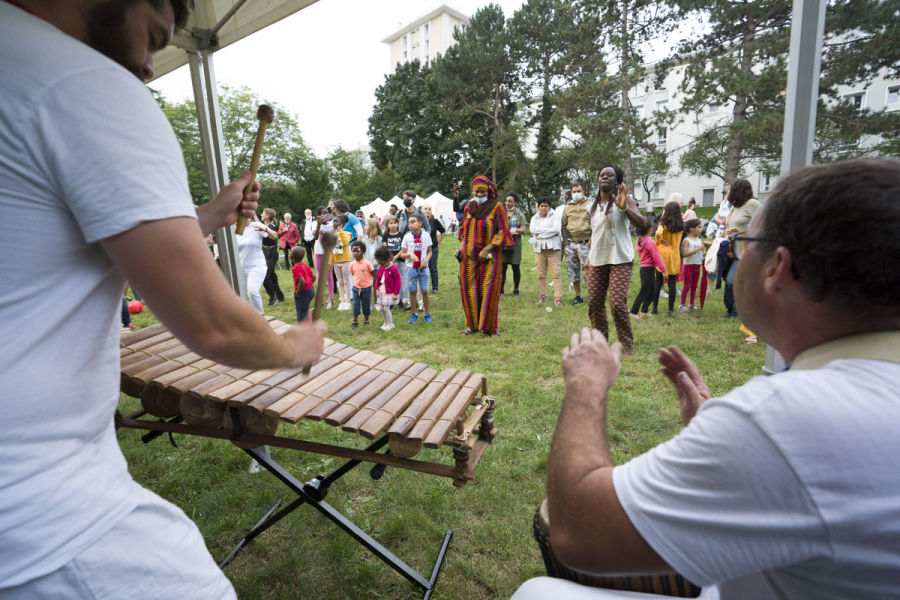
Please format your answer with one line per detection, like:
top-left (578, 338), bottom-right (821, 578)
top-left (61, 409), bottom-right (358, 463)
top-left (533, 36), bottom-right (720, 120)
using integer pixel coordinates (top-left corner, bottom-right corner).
top-left (85, 1), bottom-right (144, 79)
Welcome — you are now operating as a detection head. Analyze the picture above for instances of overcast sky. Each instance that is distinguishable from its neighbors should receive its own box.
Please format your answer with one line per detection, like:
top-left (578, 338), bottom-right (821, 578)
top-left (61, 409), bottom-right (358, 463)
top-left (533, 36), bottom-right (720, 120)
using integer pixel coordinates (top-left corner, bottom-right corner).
top-left (152, 0), bottom-right (529, 157)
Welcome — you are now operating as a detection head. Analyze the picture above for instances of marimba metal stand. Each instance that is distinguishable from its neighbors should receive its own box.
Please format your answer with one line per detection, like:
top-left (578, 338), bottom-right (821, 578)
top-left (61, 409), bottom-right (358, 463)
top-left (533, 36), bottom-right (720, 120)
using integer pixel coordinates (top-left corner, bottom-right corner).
top-left (226, 443), bottom-right (453, 599)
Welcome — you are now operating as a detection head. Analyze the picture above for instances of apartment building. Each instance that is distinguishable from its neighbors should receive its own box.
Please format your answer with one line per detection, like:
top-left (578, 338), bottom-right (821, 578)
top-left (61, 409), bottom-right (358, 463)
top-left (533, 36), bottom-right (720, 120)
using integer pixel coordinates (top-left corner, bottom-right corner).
top-left (631, 62), bottom-right (900, 207)
top-left (382, 4), bottom-right (470, 75)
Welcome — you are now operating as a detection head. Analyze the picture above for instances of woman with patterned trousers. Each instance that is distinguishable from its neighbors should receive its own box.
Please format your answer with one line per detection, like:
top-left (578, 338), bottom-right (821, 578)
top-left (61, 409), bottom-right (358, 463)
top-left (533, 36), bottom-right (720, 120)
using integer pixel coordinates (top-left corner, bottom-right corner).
top-left (453, 176), bottom-right (514, 337)
top-left (586, 165), bottom-right (646, 354)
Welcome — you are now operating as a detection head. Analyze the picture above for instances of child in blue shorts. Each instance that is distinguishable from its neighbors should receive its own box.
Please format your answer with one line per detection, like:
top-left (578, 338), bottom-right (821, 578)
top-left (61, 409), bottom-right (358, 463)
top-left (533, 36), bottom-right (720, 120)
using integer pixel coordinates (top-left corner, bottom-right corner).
top-left (399, 214), bottom-right (433, 324)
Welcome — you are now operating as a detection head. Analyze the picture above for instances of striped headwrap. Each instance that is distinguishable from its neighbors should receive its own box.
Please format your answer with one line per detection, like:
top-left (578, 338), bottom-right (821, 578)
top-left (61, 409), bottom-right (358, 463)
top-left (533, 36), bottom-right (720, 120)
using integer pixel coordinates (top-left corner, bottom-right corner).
top-left (471, 175), bottom-right (498, 202)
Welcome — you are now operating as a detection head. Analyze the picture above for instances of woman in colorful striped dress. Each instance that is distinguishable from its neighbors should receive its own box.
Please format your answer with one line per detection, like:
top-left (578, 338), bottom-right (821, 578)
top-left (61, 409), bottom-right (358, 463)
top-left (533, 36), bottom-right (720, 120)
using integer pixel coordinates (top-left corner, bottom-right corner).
top-left (453, 175), bottom-right (514, 336)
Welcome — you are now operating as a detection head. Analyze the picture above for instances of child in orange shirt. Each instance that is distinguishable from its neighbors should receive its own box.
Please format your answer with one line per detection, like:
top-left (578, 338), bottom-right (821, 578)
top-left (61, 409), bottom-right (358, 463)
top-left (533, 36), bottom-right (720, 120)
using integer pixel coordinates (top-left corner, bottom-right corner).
top-left (349, 240), bottom-right (375, 328)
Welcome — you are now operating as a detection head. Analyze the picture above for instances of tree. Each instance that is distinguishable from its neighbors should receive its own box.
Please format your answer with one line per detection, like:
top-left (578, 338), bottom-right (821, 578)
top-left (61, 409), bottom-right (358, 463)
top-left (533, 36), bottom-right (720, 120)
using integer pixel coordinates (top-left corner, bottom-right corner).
top-left (156, 86), bottom-right (331, 211)
top-left (326, 146), bottom-right (374, 210)
top-left (432, 4), bottom-right (524, 188)
top-left (664, 0), bottom-right (900, 182)
top-left (509, 0), bottom-right (574, 199)
top-left (367, 60), bottom-right (462, 194)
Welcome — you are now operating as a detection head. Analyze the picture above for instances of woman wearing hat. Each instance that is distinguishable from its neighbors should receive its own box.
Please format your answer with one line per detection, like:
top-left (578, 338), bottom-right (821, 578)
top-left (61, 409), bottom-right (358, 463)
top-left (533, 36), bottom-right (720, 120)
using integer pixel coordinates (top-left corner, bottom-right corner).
top-left (453, 176), bottom-right (514, 337)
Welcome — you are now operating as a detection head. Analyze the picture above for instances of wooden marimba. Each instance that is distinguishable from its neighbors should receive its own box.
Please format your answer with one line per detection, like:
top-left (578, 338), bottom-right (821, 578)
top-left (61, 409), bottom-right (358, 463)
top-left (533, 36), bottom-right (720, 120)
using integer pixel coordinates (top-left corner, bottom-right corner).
top-left (115, 318), bottom-right (498, 599)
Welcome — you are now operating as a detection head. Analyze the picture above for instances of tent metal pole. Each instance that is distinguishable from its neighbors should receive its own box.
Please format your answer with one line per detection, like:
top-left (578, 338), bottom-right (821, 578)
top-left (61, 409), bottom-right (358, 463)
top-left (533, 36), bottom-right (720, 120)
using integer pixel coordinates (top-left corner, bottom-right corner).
top-left (188, 2), bottom-right (246, 299)
top-left (763, 0), bottom-right (826, 375)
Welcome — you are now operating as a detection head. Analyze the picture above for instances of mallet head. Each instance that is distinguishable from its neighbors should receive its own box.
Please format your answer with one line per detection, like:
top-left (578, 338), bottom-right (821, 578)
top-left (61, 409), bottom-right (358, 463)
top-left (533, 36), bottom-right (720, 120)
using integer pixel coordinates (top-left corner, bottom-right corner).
top-left (257, 104), bottom-right (275, 125)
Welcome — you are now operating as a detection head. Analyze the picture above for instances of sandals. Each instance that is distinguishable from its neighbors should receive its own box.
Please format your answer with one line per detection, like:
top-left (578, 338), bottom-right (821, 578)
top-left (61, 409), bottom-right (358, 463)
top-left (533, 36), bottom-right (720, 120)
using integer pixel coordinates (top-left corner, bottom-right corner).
top-left (745, 335), bottom-right (758, 345)
top-left (461, 328), bottom-right (474, 336)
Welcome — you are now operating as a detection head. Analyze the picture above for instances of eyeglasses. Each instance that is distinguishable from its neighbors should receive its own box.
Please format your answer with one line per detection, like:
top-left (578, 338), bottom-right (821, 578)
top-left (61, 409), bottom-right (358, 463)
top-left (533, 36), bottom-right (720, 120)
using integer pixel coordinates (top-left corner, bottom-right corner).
top-left (726, 232), bottom-right (778, 261)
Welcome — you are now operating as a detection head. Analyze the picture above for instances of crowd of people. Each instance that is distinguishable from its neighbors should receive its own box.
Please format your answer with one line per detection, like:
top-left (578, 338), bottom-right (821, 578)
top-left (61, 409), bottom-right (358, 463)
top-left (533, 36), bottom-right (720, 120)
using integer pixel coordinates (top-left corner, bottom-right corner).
top-left (227, 167), bottom-right (764, 351)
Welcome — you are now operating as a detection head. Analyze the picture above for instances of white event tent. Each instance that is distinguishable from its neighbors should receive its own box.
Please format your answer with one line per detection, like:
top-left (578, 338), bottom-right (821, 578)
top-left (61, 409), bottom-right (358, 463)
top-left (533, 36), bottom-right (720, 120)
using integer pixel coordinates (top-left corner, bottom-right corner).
top-left (358, 197), bottom-right (388, 218)
top-left (417, 192), bottom-right (456, 221)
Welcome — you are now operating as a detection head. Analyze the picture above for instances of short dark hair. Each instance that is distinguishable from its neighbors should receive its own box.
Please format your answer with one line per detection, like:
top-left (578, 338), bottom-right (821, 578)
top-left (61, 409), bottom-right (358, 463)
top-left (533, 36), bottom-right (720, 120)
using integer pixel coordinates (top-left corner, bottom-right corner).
top-left (333, 214), bottom-right (347, 226)
top-left (289, 245), bottom-right (305, 262)
top-left (350, 240), bottom-right (366, 252)
top-left (146, 0), bottom-right (190, 30)
top-left (571, 182), bottom-right (584, 191)
top-left (373, 246), bottom-right (391, 262)
top-left (403, 190), bottom-right (416, 199)
top-left (407, 214), bottom-right (421, 224)
top-left (757, 158), bottom-right (900, 319)
top-left (537, 196), bottom-right (551, 207)
top-left (504, 191), bottom-right (520, 204)
top-left (332, 199), bottom-right (350, 214)
top-left (728, 179), bottom-right (754, 208)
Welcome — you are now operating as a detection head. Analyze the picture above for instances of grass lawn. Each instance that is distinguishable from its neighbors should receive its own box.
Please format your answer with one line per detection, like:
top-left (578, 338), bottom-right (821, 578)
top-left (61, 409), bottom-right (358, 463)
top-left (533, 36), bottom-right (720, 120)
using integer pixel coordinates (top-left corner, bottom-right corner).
top-left (120, 234), bottom-right (764, 599)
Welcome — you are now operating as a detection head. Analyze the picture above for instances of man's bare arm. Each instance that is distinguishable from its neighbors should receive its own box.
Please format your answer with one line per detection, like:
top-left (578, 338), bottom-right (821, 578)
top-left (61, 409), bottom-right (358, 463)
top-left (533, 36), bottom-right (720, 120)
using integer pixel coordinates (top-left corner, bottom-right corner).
top-left (100, 216), bottom-right (324, 370)
top-left (548, 328), bottom-right (671, 575)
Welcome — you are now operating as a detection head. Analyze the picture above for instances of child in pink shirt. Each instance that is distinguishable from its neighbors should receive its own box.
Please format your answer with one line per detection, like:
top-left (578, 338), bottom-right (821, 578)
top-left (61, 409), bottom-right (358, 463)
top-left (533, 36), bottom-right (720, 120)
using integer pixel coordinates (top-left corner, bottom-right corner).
top-left (373, 246), bottom-right (401, 331)
top-left (631, 219), bottom-right (667, 318)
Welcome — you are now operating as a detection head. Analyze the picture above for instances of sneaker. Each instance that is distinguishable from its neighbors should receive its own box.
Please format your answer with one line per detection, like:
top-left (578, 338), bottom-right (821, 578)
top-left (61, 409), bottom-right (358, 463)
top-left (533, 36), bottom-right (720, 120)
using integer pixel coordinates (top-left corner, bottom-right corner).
top-left (403, 304), bottom-right (412, 312)
top-left (424, 314), bottom-right (433, 323)
top-left (571, 295), bottom-right (584, 306)
top-left (432, 289), bottom-right (438, 294)
top-left (418, 302), bottom-right (424, 312)
top-left (660, 290), bottom-right (669, 298)
top-left (351, 321), bottom-right (358, 328)
top-left (267, 297), bottom-right (278, 307)
top-left (408, 314), bottom-right (418, 324)
top-left (126, 323), bottom-right (140, 331)
top-left (513, 290), bottom-right (520, 296)
top-left (384, 324), bottom-right (395, 331)
top-left (380, 324), bottom-right (389, 331)
top-left (364, 321), bottom-right (370, 325)
top-left (535, 295), bottom-right (547, 305)
top-left (555, 298), bottom-right (563, 307)
top-left (326, 299), bottom-right (334, 309)
top-left (679, 305), bottom-right (689, 313)
top-left (690, 304), bottom-right (699, 312)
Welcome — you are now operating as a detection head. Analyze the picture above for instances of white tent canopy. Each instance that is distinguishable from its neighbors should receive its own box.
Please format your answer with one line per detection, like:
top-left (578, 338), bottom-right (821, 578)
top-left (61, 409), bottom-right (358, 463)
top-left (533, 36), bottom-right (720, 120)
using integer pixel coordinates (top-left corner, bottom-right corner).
top-left (418, 192), bottom-right (455, 221)
top-left (358, 197), bottom-right (388, 218)
top-left (386, 196), bottom-right (404, 210)
top-left (152, 0), bottom-right (321, 81)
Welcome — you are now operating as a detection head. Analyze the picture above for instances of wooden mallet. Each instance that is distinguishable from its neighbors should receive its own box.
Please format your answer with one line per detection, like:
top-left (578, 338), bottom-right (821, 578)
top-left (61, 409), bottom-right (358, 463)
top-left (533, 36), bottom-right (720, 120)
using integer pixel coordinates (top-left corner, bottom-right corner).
top-left (302, 225), bottom-right (336, 375)
top-left (235, 104), bottom-right (275, 235)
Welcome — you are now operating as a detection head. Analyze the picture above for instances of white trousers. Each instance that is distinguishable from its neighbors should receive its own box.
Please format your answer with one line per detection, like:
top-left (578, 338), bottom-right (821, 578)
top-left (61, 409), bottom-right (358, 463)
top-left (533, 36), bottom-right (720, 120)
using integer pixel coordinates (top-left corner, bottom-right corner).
top-left (0, 486), bottom-right (236, 600)
top-left (242, 264), bottom-right (267, 313)
top-left (511, 578), bottom-right (719, 600)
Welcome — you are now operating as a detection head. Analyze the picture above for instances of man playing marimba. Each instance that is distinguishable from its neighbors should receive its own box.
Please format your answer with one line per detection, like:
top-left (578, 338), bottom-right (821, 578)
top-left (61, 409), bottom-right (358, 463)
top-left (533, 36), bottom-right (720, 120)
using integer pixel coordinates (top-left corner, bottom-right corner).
top-left (0, 1), bottom-right (324, 598)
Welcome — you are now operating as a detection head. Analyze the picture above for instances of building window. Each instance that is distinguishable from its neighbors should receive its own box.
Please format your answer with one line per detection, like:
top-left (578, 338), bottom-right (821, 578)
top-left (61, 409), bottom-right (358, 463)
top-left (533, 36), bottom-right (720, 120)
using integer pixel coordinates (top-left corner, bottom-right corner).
top-left (708, 103), bottom-right (719, 113)
top-left (403, 51), bottom-right (407, 60)
top-left (657, 75), bottom-right (667, 91)
top-left (652, 182), bottom-right (663, 199)
top-left (842, 91), bottom-right (865, 110)
top-left (760, 173), bottom-right (776, 192)
top-left (461, 23), bottom-right (467, 33)
top-left (630, 83), bottom-right (647, 98)
top-left (425, 23), bottom-right (429, 36)
top-left (657, 128), bottom-right (667, 145)
top-left (887, 85), bottom-right (900, 107)
top-left (425, 55), bottom-right (430, 67)
top-left (632, 104), bottom-right (643, 117)
top-left (425, 40), bottom-right (429, 51)
top-left (403, 35), bottom-right (407, 49)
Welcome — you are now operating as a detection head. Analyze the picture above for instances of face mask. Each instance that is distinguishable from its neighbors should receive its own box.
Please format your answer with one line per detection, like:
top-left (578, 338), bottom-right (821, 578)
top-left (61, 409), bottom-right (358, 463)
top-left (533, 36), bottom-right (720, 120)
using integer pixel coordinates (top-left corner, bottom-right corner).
top-left (572, 192), bottom-right (583, 202)
top-left (403, 199), bottom-right (413, 208)
top-left (475, 196), bottom-right (488, 205)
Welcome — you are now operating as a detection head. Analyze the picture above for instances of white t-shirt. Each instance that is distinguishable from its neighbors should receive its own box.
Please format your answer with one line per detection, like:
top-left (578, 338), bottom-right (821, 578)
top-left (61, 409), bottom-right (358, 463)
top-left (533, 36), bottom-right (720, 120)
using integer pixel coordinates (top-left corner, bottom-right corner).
top-left (237, 222), bottom-right (268, 270)
top-left (613, 358), bottom-right (900, 600)
top-left (313, 221), bottom-right (334, 255)
top-left (401, 229), bottom-right (432, 268)
top-left (0, 5), bottom-right (197, 586)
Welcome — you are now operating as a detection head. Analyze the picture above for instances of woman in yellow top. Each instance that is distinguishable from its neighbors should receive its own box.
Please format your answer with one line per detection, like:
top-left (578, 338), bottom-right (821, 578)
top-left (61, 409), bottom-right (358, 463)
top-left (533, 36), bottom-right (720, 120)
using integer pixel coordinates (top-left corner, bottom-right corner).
top-left (653, 201), bottom-right (684, 314)
top-left (331, 214), bottom-right (354, 310)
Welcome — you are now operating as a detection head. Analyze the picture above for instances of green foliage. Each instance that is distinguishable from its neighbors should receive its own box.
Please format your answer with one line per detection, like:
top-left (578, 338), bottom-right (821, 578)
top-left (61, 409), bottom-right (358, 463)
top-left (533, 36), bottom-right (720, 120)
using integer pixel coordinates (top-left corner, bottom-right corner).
top-left (665, 0), bottom-right (900, 181)
top-left (326, 146), bottom-right (373, 210)
top-left (368, 60), bottom-right (462, 195)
